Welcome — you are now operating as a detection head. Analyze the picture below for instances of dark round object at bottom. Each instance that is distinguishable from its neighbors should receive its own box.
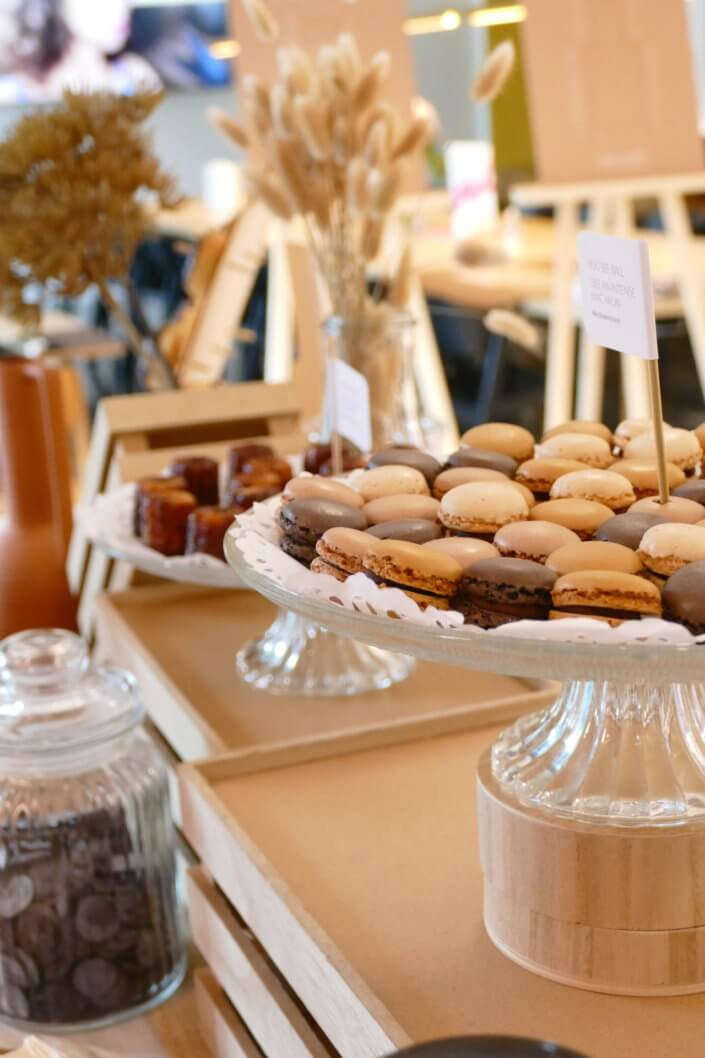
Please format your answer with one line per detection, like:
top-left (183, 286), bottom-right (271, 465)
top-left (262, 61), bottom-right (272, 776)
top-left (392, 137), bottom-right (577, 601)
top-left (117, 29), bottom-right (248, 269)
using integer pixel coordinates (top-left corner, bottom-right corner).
top-left (390, 1037), bottom-right (590, 1058)
top-left (367, 447), bottom-right (442, 485)
top-left (444, 447), bottom-right (517, 478)
top-left (663, 560), bottom-right (705, 634)
top-left (595, 511), bottom-right (666, 551)
top-left (673, 479), bottom-right (705, 505)
top-left (367, 519), bottom-right (443, 544)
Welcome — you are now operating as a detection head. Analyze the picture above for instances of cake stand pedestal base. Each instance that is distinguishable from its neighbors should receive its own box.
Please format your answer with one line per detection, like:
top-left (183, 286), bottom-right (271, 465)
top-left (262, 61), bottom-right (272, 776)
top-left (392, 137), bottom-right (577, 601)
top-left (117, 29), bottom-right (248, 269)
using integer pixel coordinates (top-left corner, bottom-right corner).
top-left (477, 749), bottom-right (705, 995)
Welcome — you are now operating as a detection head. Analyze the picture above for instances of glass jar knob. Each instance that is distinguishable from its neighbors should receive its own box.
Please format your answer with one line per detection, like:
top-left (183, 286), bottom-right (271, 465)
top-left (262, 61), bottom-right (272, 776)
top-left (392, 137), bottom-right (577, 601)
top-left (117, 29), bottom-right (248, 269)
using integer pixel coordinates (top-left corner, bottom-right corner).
top-left (0, 628), bottom-right (89, 695)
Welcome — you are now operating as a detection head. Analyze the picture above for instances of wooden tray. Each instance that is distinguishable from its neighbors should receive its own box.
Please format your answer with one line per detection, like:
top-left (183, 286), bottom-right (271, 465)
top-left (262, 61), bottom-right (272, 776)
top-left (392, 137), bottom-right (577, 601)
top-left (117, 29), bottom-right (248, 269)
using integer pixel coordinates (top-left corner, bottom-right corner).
top-left (95, 583), bottom-right (551, 762)
top-left (195, 969), bottom-right (267, 1058)
top-left (180, 722), bottom-right (705, 1058)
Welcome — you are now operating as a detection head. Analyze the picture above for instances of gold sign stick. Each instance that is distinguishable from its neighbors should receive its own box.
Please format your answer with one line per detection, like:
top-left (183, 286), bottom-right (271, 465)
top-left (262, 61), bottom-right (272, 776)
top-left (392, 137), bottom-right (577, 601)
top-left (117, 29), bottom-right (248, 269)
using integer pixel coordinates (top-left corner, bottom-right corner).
top-left (646, 358), bottom-right (670, 505)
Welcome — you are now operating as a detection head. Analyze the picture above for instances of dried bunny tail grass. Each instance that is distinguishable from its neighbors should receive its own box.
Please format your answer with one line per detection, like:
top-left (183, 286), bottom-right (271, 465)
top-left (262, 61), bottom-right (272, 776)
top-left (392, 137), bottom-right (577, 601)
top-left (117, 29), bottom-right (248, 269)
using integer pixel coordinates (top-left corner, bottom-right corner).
top-left (272, 138), bottom-right (310, 209)
top-left (353, 51), bottom-right (391, 112)
top-left (331, 113), bottom-right (351, 166)
top-left (471, 40), bottom-right (516, 103)
top-left (244, 97), bottom-right (271, 136)
top-left (336, 33), bottom-right (362, 84)
top-left (246, 170), bottom-right (293, 221)
top-left (362, 217), bottom-right (385, 260)
top-left (276, 46), bottom-right (315, 96)
top-left (242, 74), bottom-right (269, 111)
top-left (207, 108), bottom-right (249, 149)
top-left (242, 0), bottom-right (279, 41)
top-left (346, 156), bottom-right (369, 214)
top-left (270, 83), bottom-right (296, 139)
top-left (293, 95), bottom-right (331, 161)
top-left (389, 242), bottom-right (412, 309)
top-left (364, 119), bottom-right (389, 168)
top-left (484, 309), bottom-right (541, 353)
top-left (367, 164), bottom-right (403, 216)
top-left (357, 103), bottom-right (397, 151)
top-left (392, 114), bottom-right (434, 160)
top-left (316, 44), bottom-right (352, 101)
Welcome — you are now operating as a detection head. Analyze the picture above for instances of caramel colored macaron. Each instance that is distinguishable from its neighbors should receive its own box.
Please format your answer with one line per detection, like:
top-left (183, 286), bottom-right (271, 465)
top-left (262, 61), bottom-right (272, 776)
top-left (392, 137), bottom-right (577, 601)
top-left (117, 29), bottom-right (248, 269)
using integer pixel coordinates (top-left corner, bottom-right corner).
top-left (549, 469), bottom-right (635, 511)
top-left (613, 417), bottom-right (665, 451)
top-left (630, 496), bottom-right (705, 524)
top-left (364, 494), bottom-right (440, 525)
top-left (515, 458), bottom-right (588, 497)
top-left (551, 569), bottom-right (662, 621)
top-left (530, 498), bottom-right (613, 540)
top-left (313, 527), bottom-right (376, 580)
top-left (283, 475), bottom-right (365, 508)
top-left (363, 540), bottom-right (461, 609)
top-left (460, 422), bottom-right (534, 463)
top-left (423, 536), bottom-right (499, 571)
top-left (624, 427), bottom-right (702, 473)
top-left (355, 465), bottom-right (430, 502)
top-left (432, 466), bottom-right (508, 499)
top-left (542, 420), bottom-right (613, 444)
top-left (637, 523), bottom-right (705, 577)
top-left (610, 459), bottom-right (686, 500)
top-left (494, 520), bottom-right (580, 563)
top-left (440, 482), bottom-right (529, 535)
top-left (534, 432), bottom-right (613, 469)
top-left (546, 540), bottom-right (642, 576)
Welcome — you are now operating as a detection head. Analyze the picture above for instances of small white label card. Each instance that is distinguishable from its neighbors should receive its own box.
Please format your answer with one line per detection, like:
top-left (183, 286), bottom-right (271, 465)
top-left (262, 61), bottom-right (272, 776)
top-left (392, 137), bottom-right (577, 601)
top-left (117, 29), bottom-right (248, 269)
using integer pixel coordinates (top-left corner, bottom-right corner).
top-left (577, 232), bottom-right (659, 360)
top-left (323, 358), bottom-right (372, 454)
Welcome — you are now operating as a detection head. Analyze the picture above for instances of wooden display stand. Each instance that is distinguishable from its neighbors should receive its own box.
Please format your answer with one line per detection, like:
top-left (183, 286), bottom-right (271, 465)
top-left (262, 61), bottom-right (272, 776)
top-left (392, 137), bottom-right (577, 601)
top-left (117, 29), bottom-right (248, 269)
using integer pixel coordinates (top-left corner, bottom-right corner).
top-left (511, 172), bottom-right (705, 429)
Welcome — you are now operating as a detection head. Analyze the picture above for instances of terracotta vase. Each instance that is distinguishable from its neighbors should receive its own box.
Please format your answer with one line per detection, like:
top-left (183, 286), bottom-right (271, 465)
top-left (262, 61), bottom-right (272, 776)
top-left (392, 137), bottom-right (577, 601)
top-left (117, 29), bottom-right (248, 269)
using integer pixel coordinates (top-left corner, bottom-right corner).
top-left (0, 357), bottom-right (77, 636)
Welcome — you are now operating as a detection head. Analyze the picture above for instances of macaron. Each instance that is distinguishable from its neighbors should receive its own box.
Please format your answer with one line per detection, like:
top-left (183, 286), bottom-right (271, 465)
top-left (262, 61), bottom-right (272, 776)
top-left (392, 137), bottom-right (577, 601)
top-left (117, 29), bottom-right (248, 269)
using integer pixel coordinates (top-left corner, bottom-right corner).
top-left (542, 420), bottom-right (613, 444)
top-left (529, 499), bottom-right (613, 540)
top-left (355, 465), bottom-right (430, 502)
top-left (440, 482), bottom-right (529, 535)
top-left (551, 570), bottom-right (661, 622)
top-left (637, 523), bottom-right (705, 577)
top-left (549, 469), bottom-right (635, 511)
top-left (609, 459), bottom-right (685, 500)
top-left (444, 447), bottom-right (517, 478)
top-left (515, 458), bottom-right (588, 497)
top-left (432, 466), bottom-right (509, 499)
top-left (366, 518), bottom-right (443, 544)
top-left (366, 447), bottom-right (442, 485)
top-left (363, 540), bottom-right (461, 610)
top-left (423, 536), bottom-right (499, 571)
top-left (595, 511), bottom-right (667, 551)
top-left (460, 422), bottom-right (534, 462)
top-left (278, 498), bottom-right (367, 563)
top-left (673, 479), bottom-right (705, 505)
top-left (282, 475), bottom-right (365, 509)
top-left (613, 418), bottom-right (667, 451)
top-left (455, 558), bottom-right (557, 627)
top-left (312, 528), bottom-right (376, 581)
top-left (694, 422), bottom-right (705, 452)
top-left (364, 494), bottom-right (440, 525)
top-left (546, 540), bottom-right (642, 576)
top-left (663, 561), bottom-right (705, 633)
top-left (624, 427), bottom-right (702, 473)
top-left (629, 496), bottom-right (705, 523)
top-left (534, 432), bottom-right (613, 468)
top-left (494, 520), bottom-right (580, 563)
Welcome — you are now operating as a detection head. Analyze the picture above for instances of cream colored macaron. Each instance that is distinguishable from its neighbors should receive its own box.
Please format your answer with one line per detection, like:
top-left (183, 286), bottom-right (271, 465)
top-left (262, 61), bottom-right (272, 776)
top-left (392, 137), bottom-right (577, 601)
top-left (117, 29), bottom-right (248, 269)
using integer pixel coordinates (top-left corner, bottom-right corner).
top-left (494, 520), bottom-right (580, 563)
top-left (614, 417), bottom-right (671, 451)
top-left (542, 420), bottom-right (613, 444)
top-left (630, 495), bottom-right (705, 524)
top-left (624, 427), bottom-right (702, 472)
top-left (546, 540), bottom-right (642, 576)
top-left (355, 465), bottom-right (430, 502)
top-left (432, 466), bottom-right (508, 498)
top-left (534, 432), bottom-right (613, 469)
top-left (515, 458), bottom-right (588, 496)
top-left (440, 481), bottom-right (529, 535)
top-left (283, 475), bottom-right (365, 508)
top-left (549, 469), bottom-right (635, 511)
top-left (460, 422), bottom-right (534, 463)
top-left (609, 459), bottom-right (686, 500)
top-left (423, 536), bottom-right (499, 571)
top-left (638, 523), bottom-right (705, 576)
top-left (363, 494), bottom-right (440, 525)
top-left (530, 498), bottom-right (614, 540)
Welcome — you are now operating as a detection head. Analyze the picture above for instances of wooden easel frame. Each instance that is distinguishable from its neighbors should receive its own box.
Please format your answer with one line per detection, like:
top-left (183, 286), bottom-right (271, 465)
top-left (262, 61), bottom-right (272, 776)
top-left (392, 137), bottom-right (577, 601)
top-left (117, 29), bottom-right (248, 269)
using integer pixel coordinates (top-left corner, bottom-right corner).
top-left (512, 172), bottom-right (705, 429)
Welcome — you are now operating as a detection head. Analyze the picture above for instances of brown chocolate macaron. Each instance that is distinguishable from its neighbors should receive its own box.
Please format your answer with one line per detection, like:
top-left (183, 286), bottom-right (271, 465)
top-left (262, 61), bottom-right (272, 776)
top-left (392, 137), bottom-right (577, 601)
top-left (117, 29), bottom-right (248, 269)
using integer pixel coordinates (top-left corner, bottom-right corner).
top-left (278, 498), bottom-right (367, 566)
top-left (366, 519), bottom-right (443, 544)
top-left (443, 447), bottom-right (517, 478)
top-left (455, 558), bottom-right (557, 628)
top-left (663, 561), bottom-right (705, 633)
top-left (366, 447), bottom-right (442, 485)
top-left (595, 511), bottom-right (667, 551)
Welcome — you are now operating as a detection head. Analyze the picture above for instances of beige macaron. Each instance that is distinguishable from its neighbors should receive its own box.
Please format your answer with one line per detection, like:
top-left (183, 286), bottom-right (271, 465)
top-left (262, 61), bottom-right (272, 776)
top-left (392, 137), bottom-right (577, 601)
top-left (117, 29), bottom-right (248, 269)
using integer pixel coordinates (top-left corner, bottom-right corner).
top-left (460, 422), bottom-right (534, 463)
top-left (283, 475), bottom-right (365, 508)
top-left (542, 420), bottom-right (613, 444)
top-left (355, 465), bottom-right (430, 502)
top-left (423, 536), bottom-right (499, 571)
top-left (440, 482), bottom-right (529, 535)
top-left (551, 570), bottom-right (662, 620)
top-left (546, 540), bottom-right (642, 576)
top-left (364, 494), bottom-right (440, 525)
top-left (637, 523), bottom-right (705, 576)
top-left (432, 466), bottom-right (508, 498)
top-left (614, 417), bottom-right (671, 452)
top-left (609, 459), bottom-right (686, 500)
top-left (494, 520), bottom-right (580, 563)
top-left (624, 427), bottom-right (702, 473)
top-left (515, 458), bottom-right (588, 496)
top-left (313, 527), bottom-right (377, 582)
top-left (549, 469), bottom-right (635, 511)
top-left (530, 498), bottom-right (614, 540)
top-left (630, 495), bottom-right (705, 524)
top-left (534, 432), bottom-right (613, 469)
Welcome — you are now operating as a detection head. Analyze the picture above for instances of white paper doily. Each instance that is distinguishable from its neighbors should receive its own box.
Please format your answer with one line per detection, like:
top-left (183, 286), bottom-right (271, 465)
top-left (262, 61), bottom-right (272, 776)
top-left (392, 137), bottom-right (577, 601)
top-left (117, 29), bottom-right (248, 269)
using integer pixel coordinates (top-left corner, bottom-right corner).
top-left (76, 484), bottom-right (243, 589)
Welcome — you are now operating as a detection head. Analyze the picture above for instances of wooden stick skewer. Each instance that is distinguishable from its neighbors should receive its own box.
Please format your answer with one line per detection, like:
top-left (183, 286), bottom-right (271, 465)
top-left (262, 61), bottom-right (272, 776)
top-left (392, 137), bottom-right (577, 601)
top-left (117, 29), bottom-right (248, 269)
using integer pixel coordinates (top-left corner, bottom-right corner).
top-left (647, 358), bottom-right (670, 505)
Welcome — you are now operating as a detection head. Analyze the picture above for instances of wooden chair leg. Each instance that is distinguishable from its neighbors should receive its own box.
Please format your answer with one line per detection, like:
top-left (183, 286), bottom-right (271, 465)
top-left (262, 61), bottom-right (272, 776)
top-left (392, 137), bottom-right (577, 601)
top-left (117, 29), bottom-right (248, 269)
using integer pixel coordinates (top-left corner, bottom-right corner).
top-left (576, 197), bottom-right (611, 421)
top-left (660, 190), bottom-right (705, 402)
top-left (614, 197), bottom-right (650, 417)
top-left (544, 201), bottom-right (580, 430)
top-left (474, 332), bottom-right (506, 425)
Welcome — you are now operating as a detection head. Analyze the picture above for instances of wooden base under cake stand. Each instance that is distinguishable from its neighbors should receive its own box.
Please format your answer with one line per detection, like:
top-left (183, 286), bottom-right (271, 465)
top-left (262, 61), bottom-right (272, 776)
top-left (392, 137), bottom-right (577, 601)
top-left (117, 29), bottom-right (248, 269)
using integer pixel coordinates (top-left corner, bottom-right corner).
top-left (477, 748), bottom-right (705, 996)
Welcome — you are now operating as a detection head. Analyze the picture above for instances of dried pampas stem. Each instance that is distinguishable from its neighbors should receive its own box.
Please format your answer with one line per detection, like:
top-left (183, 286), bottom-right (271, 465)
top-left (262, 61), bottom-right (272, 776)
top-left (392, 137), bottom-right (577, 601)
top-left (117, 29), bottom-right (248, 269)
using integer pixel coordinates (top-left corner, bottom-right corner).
top-left (353, 51), bottom-right (391, 112)
top-left (484, 309), bottom-right (541, 353)
top-left (389, 243), bottom-right (412, 309)
top-left (276, 46), bottom-right (315, 96)
top-left (392, 115), bottom-right (433, 160)
top-left (364, 119), bottom-right (389, 168)
top-left (270, 84), bottom-right (296, 139)
top-left (337, 33), bottom-right (362, 83)
top-left (293, 96), bottom-right (331, 161)
top-left (242, 0), bottom-right (279, 41)
top-left (368, 165), bottom-right (402, 215)
top-left (471, 40), bottom-right (516, 103)
top-left (207, 108), bottom-right (249, 149)
top-left (362, 217), bottom-right (384, 261)
top-left (246, 171), bottom-right (292, 221)
top-left (346, 156), bottom-right (369, 215)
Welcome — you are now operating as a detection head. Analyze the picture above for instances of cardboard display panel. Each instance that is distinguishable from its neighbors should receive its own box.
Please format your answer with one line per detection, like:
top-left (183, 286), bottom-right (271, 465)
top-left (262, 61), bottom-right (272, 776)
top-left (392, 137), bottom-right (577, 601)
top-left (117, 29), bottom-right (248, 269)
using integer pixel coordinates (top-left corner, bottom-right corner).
top-left (521, 0), bottom-right (704, 182)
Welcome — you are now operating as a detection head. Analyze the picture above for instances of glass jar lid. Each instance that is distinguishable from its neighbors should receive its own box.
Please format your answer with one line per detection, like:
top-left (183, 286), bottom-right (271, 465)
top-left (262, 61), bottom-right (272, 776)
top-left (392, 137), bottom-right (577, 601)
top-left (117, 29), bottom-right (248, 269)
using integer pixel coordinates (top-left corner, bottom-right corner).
top-left (0, 628), bottom-right (143, 759)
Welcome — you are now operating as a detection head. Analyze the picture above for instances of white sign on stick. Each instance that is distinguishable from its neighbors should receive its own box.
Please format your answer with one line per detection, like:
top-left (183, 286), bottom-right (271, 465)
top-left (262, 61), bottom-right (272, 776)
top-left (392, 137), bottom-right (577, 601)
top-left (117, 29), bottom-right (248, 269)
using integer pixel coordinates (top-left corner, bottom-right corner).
top-left (324, 359), bottom-right (372, 454)
top-left (577, 232), bottom-right (659, 360)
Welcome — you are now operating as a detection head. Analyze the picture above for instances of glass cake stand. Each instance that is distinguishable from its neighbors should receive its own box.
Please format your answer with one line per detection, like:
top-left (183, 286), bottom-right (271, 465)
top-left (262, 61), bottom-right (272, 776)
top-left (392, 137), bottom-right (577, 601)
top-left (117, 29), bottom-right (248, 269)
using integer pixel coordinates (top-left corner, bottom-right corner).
top-left (225, 534), bottom-right (705, 827)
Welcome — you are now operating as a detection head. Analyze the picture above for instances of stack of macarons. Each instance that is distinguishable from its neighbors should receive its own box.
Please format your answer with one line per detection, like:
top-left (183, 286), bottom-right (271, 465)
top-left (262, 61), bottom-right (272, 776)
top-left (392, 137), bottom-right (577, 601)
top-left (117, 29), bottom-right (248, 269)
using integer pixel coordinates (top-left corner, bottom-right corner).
top-left (269, 419), bottom-right (705, 630)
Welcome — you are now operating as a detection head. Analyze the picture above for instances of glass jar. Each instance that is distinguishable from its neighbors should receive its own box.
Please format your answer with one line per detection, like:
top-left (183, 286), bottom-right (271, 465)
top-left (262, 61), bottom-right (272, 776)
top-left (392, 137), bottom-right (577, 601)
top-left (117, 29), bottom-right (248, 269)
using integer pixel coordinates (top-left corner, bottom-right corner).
top-left (0, 629), bottom-right (185, 1031)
